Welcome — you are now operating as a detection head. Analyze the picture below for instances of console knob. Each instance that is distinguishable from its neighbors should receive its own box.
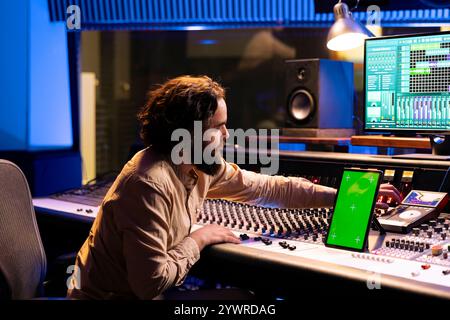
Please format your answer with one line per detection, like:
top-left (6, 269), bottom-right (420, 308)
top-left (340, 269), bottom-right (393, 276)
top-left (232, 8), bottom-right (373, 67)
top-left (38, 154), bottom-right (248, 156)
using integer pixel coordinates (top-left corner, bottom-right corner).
top-left (432, 245), bottom-right (443, 256)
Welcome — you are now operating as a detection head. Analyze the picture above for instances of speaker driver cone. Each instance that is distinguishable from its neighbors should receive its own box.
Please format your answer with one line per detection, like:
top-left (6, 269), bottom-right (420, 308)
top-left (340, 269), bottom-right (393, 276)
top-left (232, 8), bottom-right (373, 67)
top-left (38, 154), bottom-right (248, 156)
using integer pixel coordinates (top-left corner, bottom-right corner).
top-left (288, 89), bottom-right (315, 122)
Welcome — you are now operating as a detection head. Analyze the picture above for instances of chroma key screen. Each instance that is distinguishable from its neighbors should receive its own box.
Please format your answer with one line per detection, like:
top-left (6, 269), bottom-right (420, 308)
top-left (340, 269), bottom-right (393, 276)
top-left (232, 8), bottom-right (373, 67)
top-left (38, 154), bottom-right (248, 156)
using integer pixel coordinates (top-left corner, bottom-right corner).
top-left (326, 170), bottom-right (382, 251)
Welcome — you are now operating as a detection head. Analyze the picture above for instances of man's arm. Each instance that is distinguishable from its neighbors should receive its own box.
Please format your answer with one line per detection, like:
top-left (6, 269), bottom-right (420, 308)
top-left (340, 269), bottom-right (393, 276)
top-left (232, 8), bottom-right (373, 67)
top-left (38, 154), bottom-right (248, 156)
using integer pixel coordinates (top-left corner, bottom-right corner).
top-left (115, 176), bottom-right (200, 300)
top-left (207, 159), bottom-right (337, 208)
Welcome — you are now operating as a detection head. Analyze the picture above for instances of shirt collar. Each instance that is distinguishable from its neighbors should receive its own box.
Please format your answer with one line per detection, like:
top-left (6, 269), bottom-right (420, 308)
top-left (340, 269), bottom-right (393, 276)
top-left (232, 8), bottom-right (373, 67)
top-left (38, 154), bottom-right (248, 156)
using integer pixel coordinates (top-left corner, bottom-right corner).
top-left (170, 161), bottom-right (199, 191)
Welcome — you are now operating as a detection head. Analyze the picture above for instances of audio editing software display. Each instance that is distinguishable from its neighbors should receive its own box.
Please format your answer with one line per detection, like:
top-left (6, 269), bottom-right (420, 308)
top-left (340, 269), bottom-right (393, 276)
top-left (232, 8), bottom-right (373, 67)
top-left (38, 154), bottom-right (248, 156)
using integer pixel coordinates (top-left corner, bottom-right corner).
top-left (365, 32), bottom-right (450, 131)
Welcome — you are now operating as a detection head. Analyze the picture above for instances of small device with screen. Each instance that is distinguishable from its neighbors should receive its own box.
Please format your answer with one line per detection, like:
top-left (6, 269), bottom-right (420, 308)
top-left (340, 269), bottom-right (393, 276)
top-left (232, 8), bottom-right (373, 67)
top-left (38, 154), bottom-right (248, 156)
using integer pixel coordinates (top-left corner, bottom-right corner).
top-left (325, 168), bottom-right (383, 252)
top-left (378, 190), bottom-right (448, 233)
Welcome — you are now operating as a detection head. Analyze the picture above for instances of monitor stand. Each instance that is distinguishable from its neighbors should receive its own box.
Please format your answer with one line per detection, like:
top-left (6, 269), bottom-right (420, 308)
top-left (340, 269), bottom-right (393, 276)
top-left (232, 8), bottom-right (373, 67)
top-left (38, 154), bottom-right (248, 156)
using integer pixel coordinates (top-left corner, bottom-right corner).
top-left (391, 134), bottom-right (450, 160)
top-left (371, 217), bottom-right (386, 235)
top-left (364, 217), bottom-right (386, 252)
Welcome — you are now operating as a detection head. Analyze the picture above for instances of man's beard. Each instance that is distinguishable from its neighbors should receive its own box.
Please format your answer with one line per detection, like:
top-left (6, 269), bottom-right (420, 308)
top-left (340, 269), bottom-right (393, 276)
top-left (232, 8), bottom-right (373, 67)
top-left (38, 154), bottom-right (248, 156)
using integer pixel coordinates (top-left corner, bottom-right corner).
top-left (193, 141), bottom-right (223, 176)
top-left (195, 161), bottom-right (221, 176)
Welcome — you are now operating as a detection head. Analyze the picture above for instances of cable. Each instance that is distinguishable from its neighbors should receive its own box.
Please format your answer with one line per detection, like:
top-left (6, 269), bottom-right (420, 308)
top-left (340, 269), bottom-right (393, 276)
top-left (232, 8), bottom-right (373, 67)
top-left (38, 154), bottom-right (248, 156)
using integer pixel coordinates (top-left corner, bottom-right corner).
top-left (438, 166), bottom-right (450, 192)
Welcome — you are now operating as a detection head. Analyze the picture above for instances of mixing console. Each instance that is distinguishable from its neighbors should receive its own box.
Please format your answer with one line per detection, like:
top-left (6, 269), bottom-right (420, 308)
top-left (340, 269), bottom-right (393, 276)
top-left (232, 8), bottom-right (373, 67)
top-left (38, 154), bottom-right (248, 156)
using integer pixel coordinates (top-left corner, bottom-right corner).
top-left (200, 199), bottom-right (331, 243)
top-left (32, 151), bottom-right (450, 298)
top-left (198, 199), bottom-right (450, 268)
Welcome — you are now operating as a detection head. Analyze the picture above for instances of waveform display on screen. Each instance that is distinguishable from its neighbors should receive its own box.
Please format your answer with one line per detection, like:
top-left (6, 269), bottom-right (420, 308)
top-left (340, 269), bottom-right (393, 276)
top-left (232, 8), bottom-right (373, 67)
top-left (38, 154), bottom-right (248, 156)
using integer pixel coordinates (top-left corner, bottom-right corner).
top-left (365, 32), bottom-right (450, 131)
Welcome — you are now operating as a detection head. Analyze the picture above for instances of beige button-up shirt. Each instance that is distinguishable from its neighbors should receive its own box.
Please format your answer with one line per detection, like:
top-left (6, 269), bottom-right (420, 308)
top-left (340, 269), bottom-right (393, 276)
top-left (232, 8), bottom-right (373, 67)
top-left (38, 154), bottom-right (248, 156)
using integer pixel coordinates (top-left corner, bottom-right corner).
top-left (67, 147), bottom-right (336, 300)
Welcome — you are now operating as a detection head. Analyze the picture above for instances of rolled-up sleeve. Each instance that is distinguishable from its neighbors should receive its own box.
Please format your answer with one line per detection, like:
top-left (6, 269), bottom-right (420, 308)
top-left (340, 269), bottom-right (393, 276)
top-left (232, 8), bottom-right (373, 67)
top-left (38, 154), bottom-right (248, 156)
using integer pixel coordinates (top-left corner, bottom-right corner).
top-left (115, 177), bottom-right (200, 300)
top-left (207, 159), bottom-right (336, 208)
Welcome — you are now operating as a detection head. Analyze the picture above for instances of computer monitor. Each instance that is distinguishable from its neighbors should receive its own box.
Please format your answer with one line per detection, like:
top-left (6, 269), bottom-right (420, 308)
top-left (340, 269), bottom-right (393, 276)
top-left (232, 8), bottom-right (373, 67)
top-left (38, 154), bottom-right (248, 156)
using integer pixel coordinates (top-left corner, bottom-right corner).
top-left (364, 31), bottom-right (450, 133)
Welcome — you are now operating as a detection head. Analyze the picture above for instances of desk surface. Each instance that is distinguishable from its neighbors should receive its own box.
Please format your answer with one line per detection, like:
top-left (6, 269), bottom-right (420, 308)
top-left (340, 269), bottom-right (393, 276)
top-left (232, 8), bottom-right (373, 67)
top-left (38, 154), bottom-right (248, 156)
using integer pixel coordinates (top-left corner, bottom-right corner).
top-left (351, 135), bottom-right (431, 149)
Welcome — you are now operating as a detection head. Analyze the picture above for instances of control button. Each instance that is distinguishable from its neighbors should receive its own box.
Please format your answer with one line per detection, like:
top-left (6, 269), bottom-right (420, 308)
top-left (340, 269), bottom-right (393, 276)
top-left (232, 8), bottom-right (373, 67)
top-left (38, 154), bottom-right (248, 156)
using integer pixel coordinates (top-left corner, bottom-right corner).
top-left (421, 264), bottom-right (431, 270)
top-left (239, 234), bottom-right (250, 241)
top-left (279, 241), bottom-right (288, 249)
top-left (431, 245), bottom-right (443, 256)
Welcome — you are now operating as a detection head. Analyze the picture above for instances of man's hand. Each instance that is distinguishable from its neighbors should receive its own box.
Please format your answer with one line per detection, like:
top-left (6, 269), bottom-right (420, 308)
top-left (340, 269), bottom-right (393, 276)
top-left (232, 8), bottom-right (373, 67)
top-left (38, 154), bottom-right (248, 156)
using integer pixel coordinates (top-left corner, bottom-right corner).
top-left (376, 183), bottom-right (403, 209)
top-left (190, 224), bottom-right (241, 251)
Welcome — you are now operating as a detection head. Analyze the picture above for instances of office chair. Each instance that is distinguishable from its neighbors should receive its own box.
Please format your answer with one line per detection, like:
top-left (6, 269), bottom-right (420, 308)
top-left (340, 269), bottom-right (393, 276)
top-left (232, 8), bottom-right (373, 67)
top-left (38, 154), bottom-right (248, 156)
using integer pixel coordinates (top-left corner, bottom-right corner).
top-left (0, 159), bottom-right (73, 299)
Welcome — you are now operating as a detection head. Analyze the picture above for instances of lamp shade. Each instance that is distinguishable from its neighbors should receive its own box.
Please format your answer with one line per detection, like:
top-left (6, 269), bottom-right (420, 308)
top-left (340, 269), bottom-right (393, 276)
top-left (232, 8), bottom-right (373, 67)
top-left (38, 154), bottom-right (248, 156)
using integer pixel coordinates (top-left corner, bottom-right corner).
top-left (326, 2), bottom-right (374, 51)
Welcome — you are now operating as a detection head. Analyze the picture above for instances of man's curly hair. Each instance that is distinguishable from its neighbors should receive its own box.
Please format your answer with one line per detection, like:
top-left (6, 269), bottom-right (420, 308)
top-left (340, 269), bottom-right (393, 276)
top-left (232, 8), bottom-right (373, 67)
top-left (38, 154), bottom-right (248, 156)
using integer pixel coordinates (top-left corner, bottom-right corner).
top-left (138, 75), bottom-right (226, 154)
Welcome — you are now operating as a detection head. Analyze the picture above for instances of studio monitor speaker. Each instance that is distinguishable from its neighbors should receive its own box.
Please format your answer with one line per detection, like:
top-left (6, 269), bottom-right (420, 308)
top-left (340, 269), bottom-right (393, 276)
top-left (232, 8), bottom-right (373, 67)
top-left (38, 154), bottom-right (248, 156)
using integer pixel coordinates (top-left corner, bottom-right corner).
top-left (284, 58), bottom-right (354, 131)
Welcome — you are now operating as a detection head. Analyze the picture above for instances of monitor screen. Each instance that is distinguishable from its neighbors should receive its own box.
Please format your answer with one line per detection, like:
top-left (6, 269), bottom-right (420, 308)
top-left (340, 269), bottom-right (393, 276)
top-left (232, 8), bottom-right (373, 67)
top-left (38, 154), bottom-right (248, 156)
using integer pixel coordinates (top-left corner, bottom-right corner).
top-left (325, 169), bottom-right (382, 252)
top-left (401, 190), bottom-right (447, 207)
top-left (364, 31), bottom-right (450, 132)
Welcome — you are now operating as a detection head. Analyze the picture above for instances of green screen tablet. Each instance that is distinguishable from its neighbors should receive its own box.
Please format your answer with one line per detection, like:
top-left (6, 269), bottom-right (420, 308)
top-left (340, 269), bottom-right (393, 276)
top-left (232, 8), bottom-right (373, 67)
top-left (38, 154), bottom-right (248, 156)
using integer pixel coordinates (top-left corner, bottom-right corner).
top-left (325, 168), bottom-right (382, 252)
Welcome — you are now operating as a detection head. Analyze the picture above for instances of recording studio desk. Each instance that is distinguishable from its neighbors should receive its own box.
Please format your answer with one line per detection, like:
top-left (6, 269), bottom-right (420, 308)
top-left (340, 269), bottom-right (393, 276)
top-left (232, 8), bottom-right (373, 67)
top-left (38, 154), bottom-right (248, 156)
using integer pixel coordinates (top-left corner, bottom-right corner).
top-left (33, 150), bottom-right (450, 301)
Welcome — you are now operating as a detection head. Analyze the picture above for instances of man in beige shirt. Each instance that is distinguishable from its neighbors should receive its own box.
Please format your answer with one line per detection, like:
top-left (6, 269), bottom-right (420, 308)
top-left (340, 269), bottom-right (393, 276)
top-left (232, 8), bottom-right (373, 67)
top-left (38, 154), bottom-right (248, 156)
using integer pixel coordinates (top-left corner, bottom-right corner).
top-left (67, 76), bottom-right (401, 300)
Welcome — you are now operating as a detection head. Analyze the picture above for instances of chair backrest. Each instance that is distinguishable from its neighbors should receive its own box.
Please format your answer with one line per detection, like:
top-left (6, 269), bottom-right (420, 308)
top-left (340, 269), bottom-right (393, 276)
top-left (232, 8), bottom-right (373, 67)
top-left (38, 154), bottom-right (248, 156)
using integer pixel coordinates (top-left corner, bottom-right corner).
top-left (0, 160), bottom-right (47, 299)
